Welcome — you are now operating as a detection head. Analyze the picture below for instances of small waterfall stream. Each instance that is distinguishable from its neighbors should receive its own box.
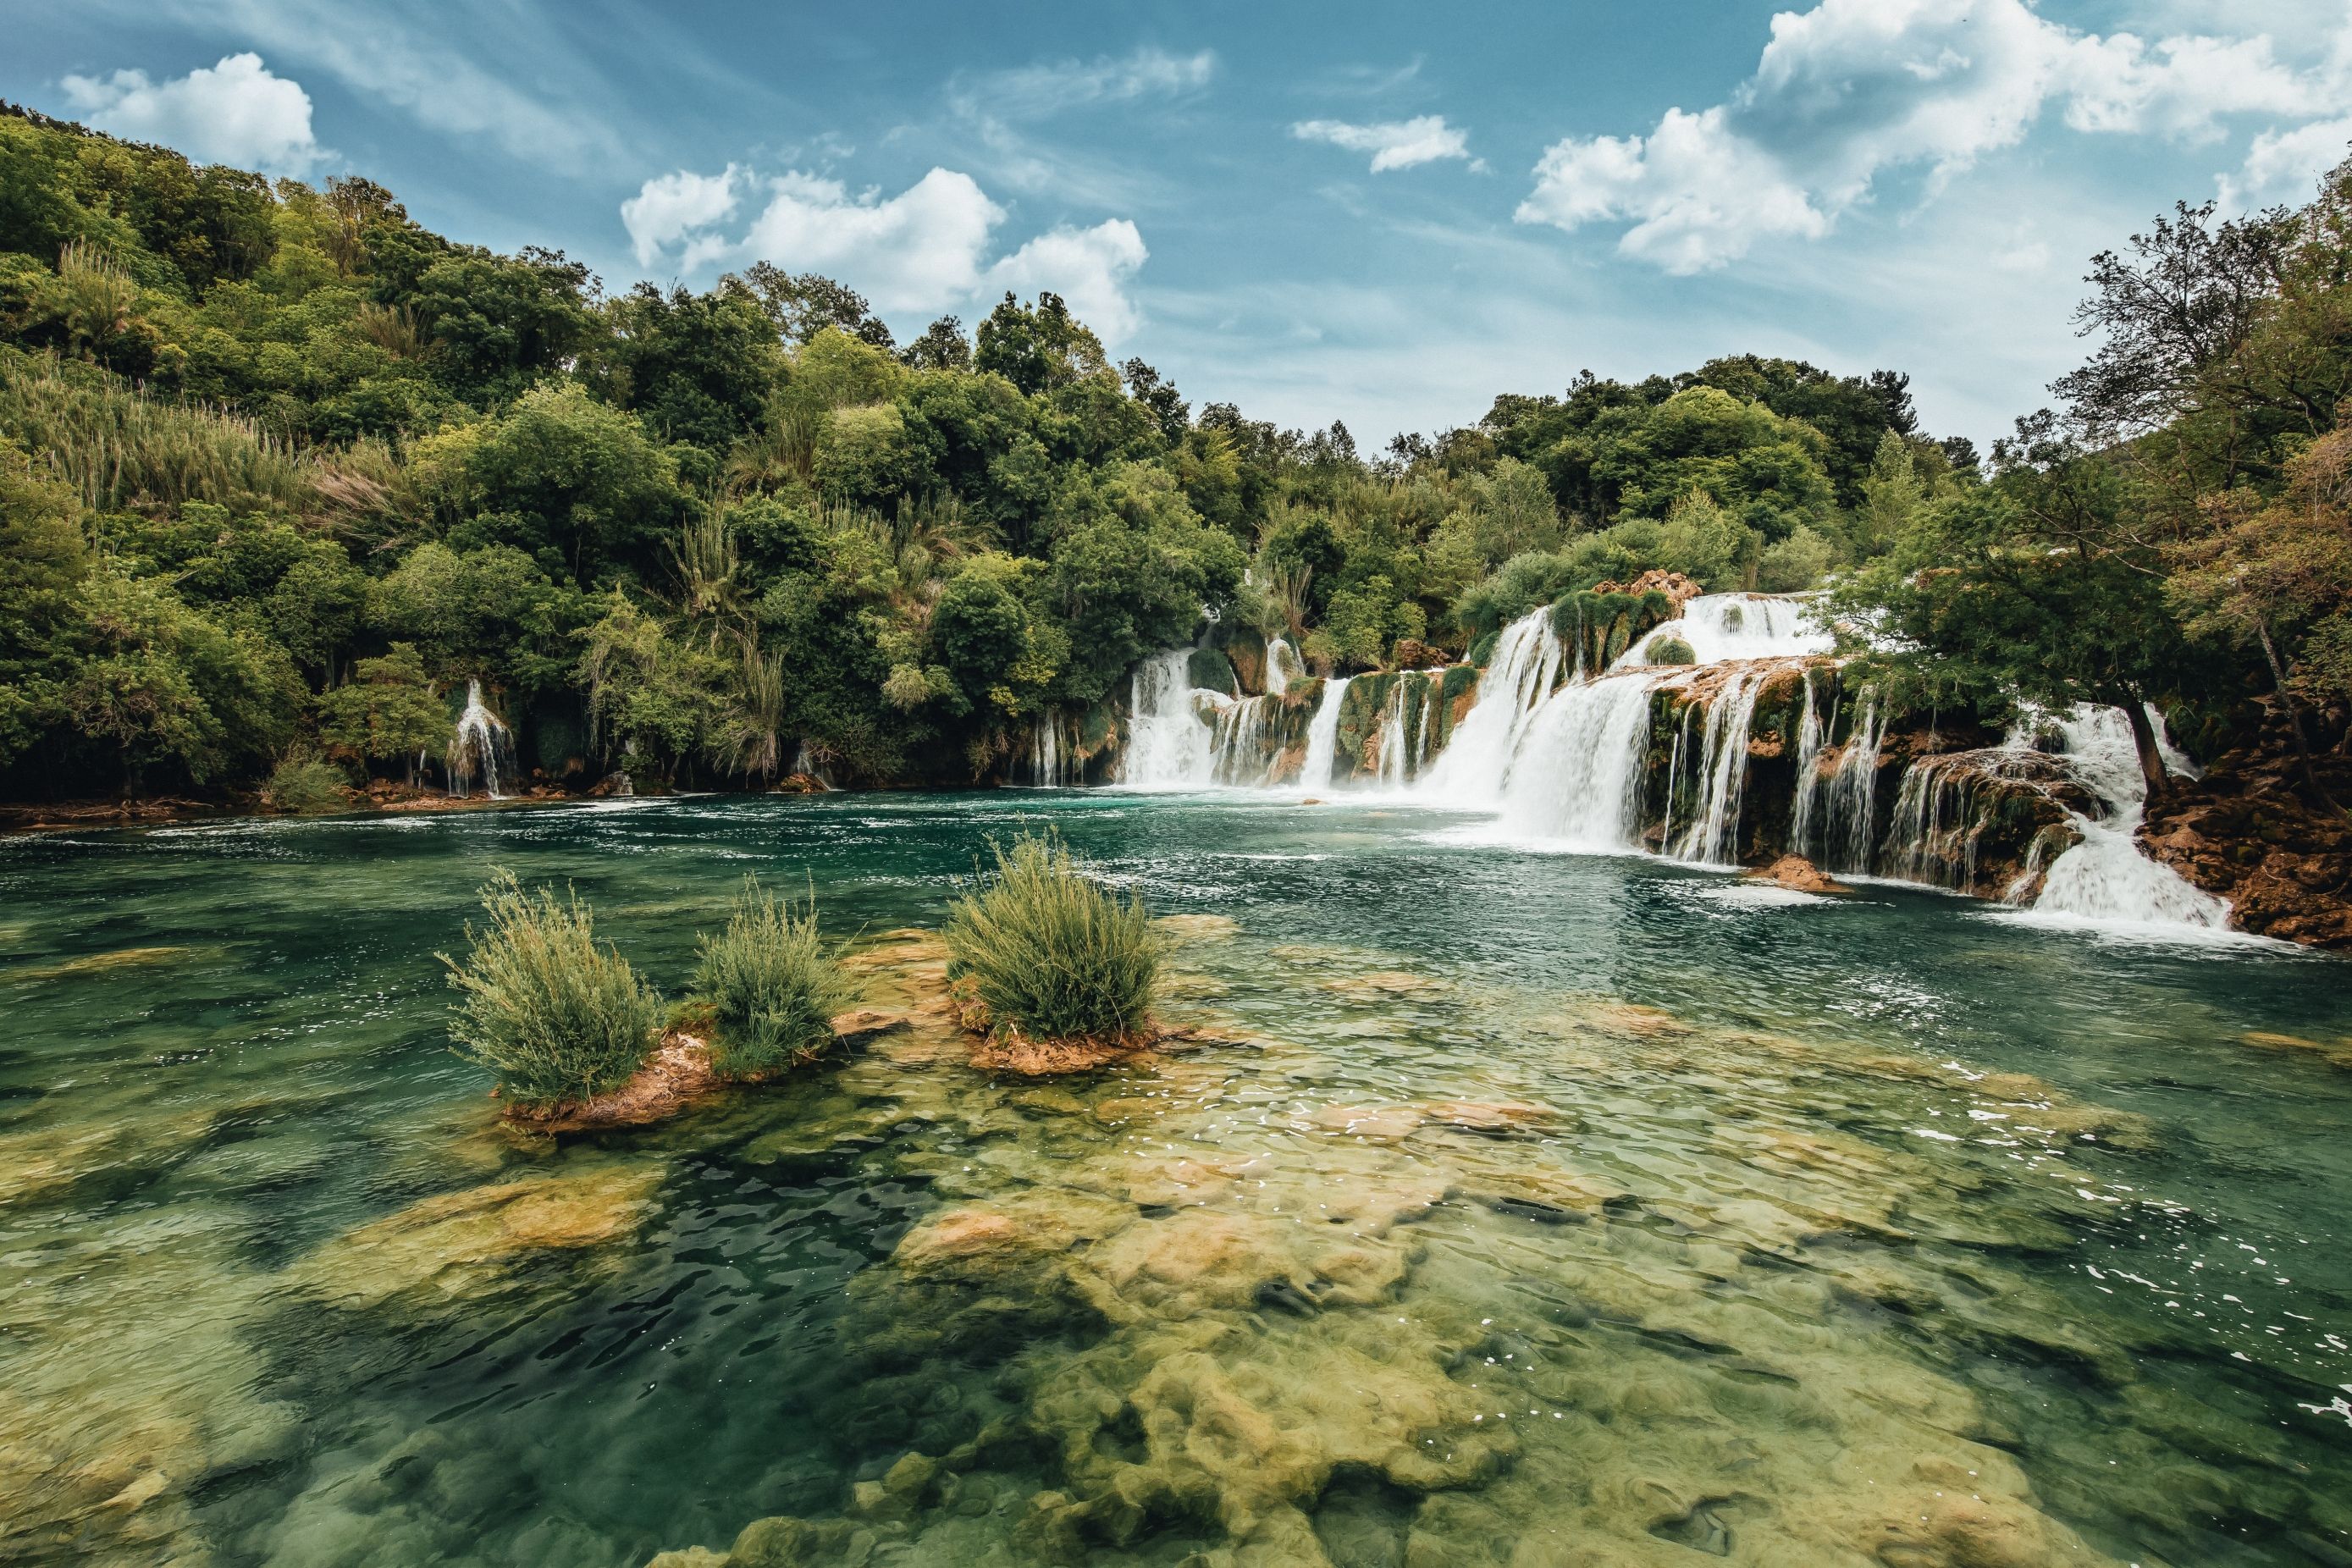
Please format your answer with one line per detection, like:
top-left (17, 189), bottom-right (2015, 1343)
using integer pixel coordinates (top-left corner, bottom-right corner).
top-left (1416, 614), bottom-right (1565, 809)
top-left (447, 680), bottom-right (517, 799)
top-left (1119, 650), bottom-right (1226, 787)
top-left (1300, 677), bottom-right (1350, 790)
top-left (2029, 708), bottom-right (2230, 928)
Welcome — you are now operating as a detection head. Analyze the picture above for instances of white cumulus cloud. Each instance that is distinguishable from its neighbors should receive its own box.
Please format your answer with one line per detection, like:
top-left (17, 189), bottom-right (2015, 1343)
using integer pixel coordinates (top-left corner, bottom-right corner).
top-left (741, 169), bottom-right (1007, 314)
top-left (61, 52), bottom-right (324, 175)
top-left (2220, 115), bottom-right (2352, 208)
top-left (621, 165), bottom-right (745, 268)
top-left (1517, 0), bottom-right (2352, 273)
top-left (619, 166), bottom-right (1152, 340)
top-left (1292, 115), bottom-right (1474, 173)
top-left (984, 220), bottom-right (1150, 341)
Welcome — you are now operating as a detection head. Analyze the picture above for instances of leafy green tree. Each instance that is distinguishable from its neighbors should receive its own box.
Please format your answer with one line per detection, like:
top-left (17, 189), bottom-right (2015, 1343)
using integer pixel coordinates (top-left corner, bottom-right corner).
top-left (316, 643), bottom-right (447, 765)
top-left (974, 292), bottom-right (1107, 397)
top-left (452, 382), bottom-right (686, 585)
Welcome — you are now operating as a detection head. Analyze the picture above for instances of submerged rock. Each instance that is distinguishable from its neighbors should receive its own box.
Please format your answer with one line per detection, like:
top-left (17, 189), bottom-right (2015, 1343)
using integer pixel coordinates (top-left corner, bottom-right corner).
top-left (284, 1165), bottom-right (660, 1307)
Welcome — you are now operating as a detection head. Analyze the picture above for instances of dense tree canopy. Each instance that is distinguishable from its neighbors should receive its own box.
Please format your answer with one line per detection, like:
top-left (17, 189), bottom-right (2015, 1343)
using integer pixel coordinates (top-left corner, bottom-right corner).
top-left (0, 100), bottom-right (2341, 806)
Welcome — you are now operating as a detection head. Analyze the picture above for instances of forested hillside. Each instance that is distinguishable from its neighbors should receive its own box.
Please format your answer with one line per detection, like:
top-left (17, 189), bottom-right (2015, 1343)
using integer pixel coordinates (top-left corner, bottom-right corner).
top-left (2, 100), bottom-right (2347, 819)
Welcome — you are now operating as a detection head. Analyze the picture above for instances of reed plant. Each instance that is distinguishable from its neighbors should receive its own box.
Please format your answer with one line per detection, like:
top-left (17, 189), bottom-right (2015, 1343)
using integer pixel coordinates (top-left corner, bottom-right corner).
top-left (0, 351), bottom-right (311, 512)
top-left (942, 832), bottom-right (1158, 1044)
top-left (693, 876), bottom-right (856, 1075)
top-left (442, 871), bottom-right (661, 1107)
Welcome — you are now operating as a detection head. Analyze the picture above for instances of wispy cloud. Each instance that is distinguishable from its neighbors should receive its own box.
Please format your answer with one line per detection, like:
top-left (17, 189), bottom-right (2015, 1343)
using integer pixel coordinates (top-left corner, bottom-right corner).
top-left (129, 0), bottom-right (622, 167)
top-left (1292, 115), bottom-right (1477, 173)
top-left (947, 45), bottom-right (1215, 122)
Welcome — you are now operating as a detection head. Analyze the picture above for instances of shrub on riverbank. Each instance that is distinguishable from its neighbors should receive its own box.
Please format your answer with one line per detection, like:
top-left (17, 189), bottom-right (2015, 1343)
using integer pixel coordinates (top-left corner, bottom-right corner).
top-left (263, 751), bottom-right (347, 814)
top-left (442, 871), bottom-right (662, 1107)
top-left (943, 832), bottom-right (1158, 1045)
top-left (693, 876), bottom-right (856, 1075)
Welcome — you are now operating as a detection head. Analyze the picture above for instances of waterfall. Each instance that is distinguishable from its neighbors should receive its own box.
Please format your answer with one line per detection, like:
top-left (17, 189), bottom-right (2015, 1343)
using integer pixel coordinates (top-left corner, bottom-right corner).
top-left (1265, 638), bottom-right (1305, 698)
top-left (1493, 671), bottom-right (1663, 849)
top-left (1120, 650), bottom-right (1226, 787)
top-left (1374, 682), bottom-right (1412, 789)
top-left (1670, 668), bottom-right (1771, 865)
top-left (1820, 694), bottom-right (1884, 875)
top-left (1300, 677), bottom-right (1350, 790)
top-left (1212, 696), bottom-right (1281, 786)
top-left (1024, 711), bottom-right (1074, 787)
top-left (1415, 610), bottom-right (1565, 808)
top-left (2029, 707), bottom-right (2229, 928)
top-left (1788, 673), bottom-right (1824, 855)
top-left (1880, 749), bottom-right (2015, 890)
top-left (447, 680), bottom-right (517, 799)
top-left (1626, 593), bottom-right (1831, 665)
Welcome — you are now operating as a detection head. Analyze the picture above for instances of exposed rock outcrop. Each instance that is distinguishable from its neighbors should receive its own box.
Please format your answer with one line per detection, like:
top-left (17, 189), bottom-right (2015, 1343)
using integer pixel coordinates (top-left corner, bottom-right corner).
top-left (2141, 772), bottom-right (2352, 947)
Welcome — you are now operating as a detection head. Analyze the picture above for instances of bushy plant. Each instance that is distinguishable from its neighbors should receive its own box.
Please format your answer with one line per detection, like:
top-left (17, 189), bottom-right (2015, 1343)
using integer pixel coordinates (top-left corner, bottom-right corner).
top-left (942, 832), bottom-right (1158, 1044)
top-left (442, 870), bottom-right (661, 1107)
top-left (263, 749), bottom-right (347, 814)
top-left (693, 876), bottom-right (857, 1075)
top-left (1646, 636), bottom-right (1698, 665)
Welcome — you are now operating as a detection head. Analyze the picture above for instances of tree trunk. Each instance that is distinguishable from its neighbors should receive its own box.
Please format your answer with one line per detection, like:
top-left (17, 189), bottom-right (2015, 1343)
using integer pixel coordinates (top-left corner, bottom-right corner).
top-left (2123, 697), bottom-right (2169, 802)
top-left (2256, 621), bottom-right (2342, 813)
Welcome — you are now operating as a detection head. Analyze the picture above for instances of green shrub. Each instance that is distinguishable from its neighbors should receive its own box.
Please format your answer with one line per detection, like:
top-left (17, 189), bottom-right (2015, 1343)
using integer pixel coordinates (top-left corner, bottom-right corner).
top-left (942, 832), bottom-right (1158, 1044)
top-left (441, 871), bottom-right (661, 1107)
top-left (693, 876), bottom-right (857, 1076)
top-left (1646, 636), bottom-right (1698, 665)
top-left (263, 751), bottom-right (348, 814)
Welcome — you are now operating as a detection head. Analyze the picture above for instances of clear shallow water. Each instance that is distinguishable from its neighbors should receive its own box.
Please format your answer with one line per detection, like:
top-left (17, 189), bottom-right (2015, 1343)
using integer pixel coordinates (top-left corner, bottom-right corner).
top-left (3, 791), bottom-right (2351, 1566)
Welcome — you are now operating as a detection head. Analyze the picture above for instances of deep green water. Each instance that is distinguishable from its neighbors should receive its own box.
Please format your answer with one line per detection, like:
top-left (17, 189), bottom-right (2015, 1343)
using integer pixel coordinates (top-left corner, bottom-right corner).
top-left (4, 791), bottom-right (2351, 1567)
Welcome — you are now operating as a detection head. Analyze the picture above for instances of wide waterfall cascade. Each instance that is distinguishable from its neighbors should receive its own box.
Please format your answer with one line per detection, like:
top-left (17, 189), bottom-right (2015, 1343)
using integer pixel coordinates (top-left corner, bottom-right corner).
top-left (1433, 594), bottom-right (1824, 859)
top-left (447, 679), bottom-right (517, 798)
top-left (1415, 613), bottom-right (1566, 809)
top-left (2029, 707), bottom-right (2230, 928)
top-left (1119, 650), bottom-right (1227, 787)
top-left (1300, 677), bottom-right (1350, 790)
top-left (1264, 638), bottom-right (1305, 698)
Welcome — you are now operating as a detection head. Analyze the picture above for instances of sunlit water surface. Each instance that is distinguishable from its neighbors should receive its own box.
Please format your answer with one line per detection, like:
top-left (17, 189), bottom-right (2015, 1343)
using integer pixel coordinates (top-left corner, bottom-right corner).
top-left (3, 791), bottom-right (2350, 1567)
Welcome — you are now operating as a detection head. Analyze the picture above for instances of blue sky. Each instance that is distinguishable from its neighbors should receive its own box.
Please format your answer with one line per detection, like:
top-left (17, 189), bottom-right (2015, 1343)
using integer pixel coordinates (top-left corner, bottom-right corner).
top-left (10, 1), bottom-right (2352, 447)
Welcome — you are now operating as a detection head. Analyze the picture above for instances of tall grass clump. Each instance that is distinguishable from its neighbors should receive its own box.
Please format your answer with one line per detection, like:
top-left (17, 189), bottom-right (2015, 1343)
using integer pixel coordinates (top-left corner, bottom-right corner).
top-left (442, 871), bottom-right (662, 1107)
top-left (693, 876), bottom-right (856, 1076)
top-left (942, 832), bottom-right (1158, 1043)
top-left (0, 350), bottom-right (312, 512)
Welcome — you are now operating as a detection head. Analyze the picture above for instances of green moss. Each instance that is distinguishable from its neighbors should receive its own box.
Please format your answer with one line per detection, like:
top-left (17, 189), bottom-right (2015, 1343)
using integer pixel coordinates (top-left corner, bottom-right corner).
top-left (1186, 647), bottom-right (1238, 697)
top-left (1467, 630), bottom-right (1500, 668)
top-left (1647, 637), bottom-right (1697, 666)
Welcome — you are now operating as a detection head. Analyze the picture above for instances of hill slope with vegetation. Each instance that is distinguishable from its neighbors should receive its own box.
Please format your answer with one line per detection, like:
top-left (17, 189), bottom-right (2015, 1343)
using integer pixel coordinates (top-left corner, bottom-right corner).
top-left (1, 100), bottom-right (2348, 877)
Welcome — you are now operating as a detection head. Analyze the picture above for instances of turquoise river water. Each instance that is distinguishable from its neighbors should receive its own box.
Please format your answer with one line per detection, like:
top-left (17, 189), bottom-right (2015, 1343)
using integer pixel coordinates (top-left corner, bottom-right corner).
top-left (3, 790), bottom-right (2350, 1567)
